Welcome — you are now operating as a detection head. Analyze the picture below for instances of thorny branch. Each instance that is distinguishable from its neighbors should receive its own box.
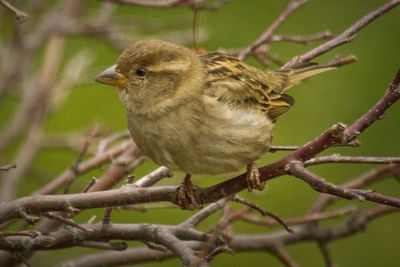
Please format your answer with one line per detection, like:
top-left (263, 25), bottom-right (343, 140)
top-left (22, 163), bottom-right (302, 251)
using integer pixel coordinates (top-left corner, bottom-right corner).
top-left (0, 0), bottom-right (399, 266)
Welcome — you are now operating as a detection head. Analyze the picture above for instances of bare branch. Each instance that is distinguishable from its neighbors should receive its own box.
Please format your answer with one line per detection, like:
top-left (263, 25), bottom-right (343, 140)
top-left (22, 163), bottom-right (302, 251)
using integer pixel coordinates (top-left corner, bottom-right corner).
top-left (80, 241), bottom-right (127, 251)
top-left (273, 245), bottom-right (299, 267)
top-left (323, 55), bottom-right (358, 68)
top-left (86, 143), bottom-right (142, 192)
top-left (35, 141), bottom-right (132, 195)
top-left (269, 146), bottom-right (300, 152)
top-left (305, 155), bottom-right (400, 166)
top-left (43, 213), bottom-right (90, 233)
top-left (240, 206), bottom-right (357, 226)
top-left (58, 205), bottom-right (398, 266)
top-left (287, 161), bottom-right (400, 208)
top-left (134, 166), bottom-right (173, 187)
top-left (271, 31), bottom-right (334, 45)
top-left (284, 0), bottom-right (400, 66)
top-left (346, 66), bottom-right (400, 140)
top-left (104, 0), bottom-right (231, 9)
top-left (64, 126), bottom-right (100, 194)
top-left (0, 164), bottom-right (16, 172)
top-left (204, 245), bottom-right (234, 263)
top-left (0, 0), bottom-right (30, 23)
top-left (317, 241), bottom-right (334, 267)
top-left (238, 0), bottom-right (311, 60)
top-left (311, 164), bottom-right (400, 212)
top-left (181, 197), bottom-right (230, 228)
top-left (232, 196), bottom-right (293, 233)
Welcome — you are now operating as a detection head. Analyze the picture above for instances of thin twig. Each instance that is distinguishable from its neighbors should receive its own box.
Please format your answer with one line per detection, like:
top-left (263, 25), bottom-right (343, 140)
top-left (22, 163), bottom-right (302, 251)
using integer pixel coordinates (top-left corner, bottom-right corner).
top-left (0, 0), bottom-right (30, 23)
top-left (305, 155), bottom-right (400, 166)
top-left (64, 126), bottom-right (100, 194)
top-left (0, 230), bottom-right (39, 238)
top-left (44, 212), bottom-right (90, 233)
top-left (80, 241), bottom-right (127, 251)
top-left (269, 146), bottom-right (300, 153)
top-left (0, 164), bottom-right (16, 172)
top-left (96, 130), bottom-right (130, 156)
top-left (311, 164), bottom-right (400, 212)
top-left (274, 245), bottom-right (299, 267)
top-left (102, 208), bottom-right (113, 225)
top-left (232, 196), bottom-right (293, 233)
top-left (287, 161), bottom-right (400, 207)
top-left (104, 0), bottom-right (230, 9)
top-left (134, 166), bottom-right (173, 188)
top-left (204, 245), bottom-right (234, 262)
top-left (318, 241), bottom-right (334, 267)
top-left (181, 197), bottom-right (230, 228)
top-left (324, 55), bottom-right (358, 68)
top-left (271, 31), bottom-right (334, 44)
top-left (238, 0), bottom-right (310, 60)
top-left (240, 205), bottom-right (357, 226)
top-left (284, 0), bottom-right (400, 66)
top-left (82, 178), bottom-right (97, 193)
top-left (35, 141), bottom-right (131, 195)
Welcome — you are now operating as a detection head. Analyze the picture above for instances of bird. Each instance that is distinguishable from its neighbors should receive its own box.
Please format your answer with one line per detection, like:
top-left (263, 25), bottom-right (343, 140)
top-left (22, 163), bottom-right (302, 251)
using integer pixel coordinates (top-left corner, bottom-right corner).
top-left (95, 39), bottom-right (334, 209)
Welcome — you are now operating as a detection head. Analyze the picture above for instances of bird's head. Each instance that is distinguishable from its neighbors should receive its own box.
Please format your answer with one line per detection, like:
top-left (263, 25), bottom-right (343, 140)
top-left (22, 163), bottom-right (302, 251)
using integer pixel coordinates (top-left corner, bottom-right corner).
top-left (95, 40), bottom-right (203, 117)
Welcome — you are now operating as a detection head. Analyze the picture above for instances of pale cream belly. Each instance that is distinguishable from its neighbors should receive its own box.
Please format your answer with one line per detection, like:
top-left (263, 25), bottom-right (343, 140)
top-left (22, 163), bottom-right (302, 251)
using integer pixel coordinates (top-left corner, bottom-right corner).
top-left (127, 99), bottom-right (274, 175)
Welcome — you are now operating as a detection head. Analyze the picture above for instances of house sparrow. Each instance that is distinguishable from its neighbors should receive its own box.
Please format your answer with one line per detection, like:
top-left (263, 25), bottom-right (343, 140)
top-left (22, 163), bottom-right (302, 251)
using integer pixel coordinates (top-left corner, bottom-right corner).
top-left (95, 39), bottom-right (333, 209)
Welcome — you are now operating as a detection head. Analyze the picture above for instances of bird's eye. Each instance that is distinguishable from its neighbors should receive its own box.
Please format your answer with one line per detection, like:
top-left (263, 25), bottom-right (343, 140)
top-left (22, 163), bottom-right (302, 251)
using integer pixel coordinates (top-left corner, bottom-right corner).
top-left (135, 67), bottom-right (147, 77)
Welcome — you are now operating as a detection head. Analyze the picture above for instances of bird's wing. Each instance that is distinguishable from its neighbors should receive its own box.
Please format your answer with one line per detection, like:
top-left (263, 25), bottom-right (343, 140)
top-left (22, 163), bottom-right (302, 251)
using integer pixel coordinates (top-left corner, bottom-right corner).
top-left (199, 52), bottom-right (294, 121)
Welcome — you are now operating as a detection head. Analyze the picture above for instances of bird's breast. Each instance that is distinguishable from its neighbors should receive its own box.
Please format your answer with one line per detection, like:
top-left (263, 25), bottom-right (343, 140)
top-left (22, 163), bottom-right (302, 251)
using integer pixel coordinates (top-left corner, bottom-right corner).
top-left (127, 96), bottom-right (274, 175)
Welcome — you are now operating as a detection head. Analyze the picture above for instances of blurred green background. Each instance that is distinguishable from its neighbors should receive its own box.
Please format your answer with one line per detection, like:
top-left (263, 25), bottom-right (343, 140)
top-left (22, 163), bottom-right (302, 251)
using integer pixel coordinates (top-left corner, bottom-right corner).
top-left (1, 0), bottom-right (400, 266)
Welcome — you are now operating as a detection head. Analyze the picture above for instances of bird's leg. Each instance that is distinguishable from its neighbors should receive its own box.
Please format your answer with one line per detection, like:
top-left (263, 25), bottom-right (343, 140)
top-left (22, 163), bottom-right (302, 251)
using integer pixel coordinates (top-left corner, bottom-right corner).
top-left (176, 173), bottom-right (201, 210)
top-left (246, 162), bottom-right (264, 191)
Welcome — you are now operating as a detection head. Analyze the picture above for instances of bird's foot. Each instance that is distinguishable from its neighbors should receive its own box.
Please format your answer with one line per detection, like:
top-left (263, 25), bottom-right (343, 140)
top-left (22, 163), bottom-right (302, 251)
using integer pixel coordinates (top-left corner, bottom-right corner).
top-left (176, 174), bottom-right (202, 210)
top-left (246, 162), bottom-right (264, 192)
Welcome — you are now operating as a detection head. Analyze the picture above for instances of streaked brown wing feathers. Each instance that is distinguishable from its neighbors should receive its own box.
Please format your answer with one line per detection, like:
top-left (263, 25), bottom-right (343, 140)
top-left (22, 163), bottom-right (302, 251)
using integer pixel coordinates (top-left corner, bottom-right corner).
top-left (200, 52), bottom-right (293, 120)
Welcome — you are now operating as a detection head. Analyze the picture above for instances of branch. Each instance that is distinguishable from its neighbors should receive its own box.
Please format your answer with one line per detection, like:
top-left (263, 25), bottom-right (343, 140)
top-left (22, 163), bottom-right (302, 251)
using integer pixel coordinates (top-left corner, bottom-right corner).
top-left (0, 0), bottom-right (30, 23)
top-left (0, 185), bottom-right (173, 224)
top-left (347, 66), bottom-right (400, 140)
top-left (311, 164), bottom-right (400, 212)
top-left (305, 155), bottom-right (400, 166)
top-left (0, 164), bottom-right (16, 172)
top-left (240, 205), bottom-right (357, 226)
top-left (287, 161), bottom-right (400, 207)
top-left (104, 0), bottom-right (231, 9)
top-left (323, 55), bottom-right (358, 68)
top-left (238, 0), bottom-right (310, 60)
top-left (56, 206), bottom-right (397, 266)
top-left (104, 0), bottom-right (190, 8)
top-left (270, 31), bottom-right (334, 45)
top-left (134, 166), bottom-right (173, 188)
top-left (34, 140), bottom-right (132, 195)
top-left (181, 197), bottom-right (230, 228)
top-left (273, 245), bottom-right (299, 267)
top-left (0, 222), bottom-right (208, 251)
top-left (284, 0), bottom-right (400, 66)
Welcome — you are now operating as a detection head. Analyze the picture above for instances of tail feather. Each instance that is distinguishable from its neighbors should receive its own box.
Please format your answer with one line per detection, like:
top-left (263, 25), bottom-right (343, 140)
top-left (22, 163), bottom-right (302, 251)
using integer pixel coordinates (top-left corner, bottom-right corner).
top-left (267, 62), bottom-right (335, 93)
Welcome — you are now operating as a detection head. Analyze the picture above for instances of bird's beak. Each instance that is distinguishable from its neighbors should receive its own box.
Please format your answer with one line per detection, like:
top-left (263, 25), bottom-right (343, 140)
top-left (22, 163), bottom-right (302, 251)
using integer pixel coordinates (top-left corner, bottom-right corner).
top-left (95, 65), bottom-right (128, 88)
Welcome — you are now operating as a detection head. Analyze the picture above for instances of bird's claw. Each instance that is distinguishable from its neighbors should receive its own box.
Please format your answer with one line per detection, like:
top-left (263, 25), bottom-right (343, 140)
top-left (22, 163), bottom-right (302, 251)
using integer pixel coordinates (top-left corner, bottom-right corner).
top-left (246, 162), bottom-right (264, 192)
top-left (176, 174), bottom-right (202, 210)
